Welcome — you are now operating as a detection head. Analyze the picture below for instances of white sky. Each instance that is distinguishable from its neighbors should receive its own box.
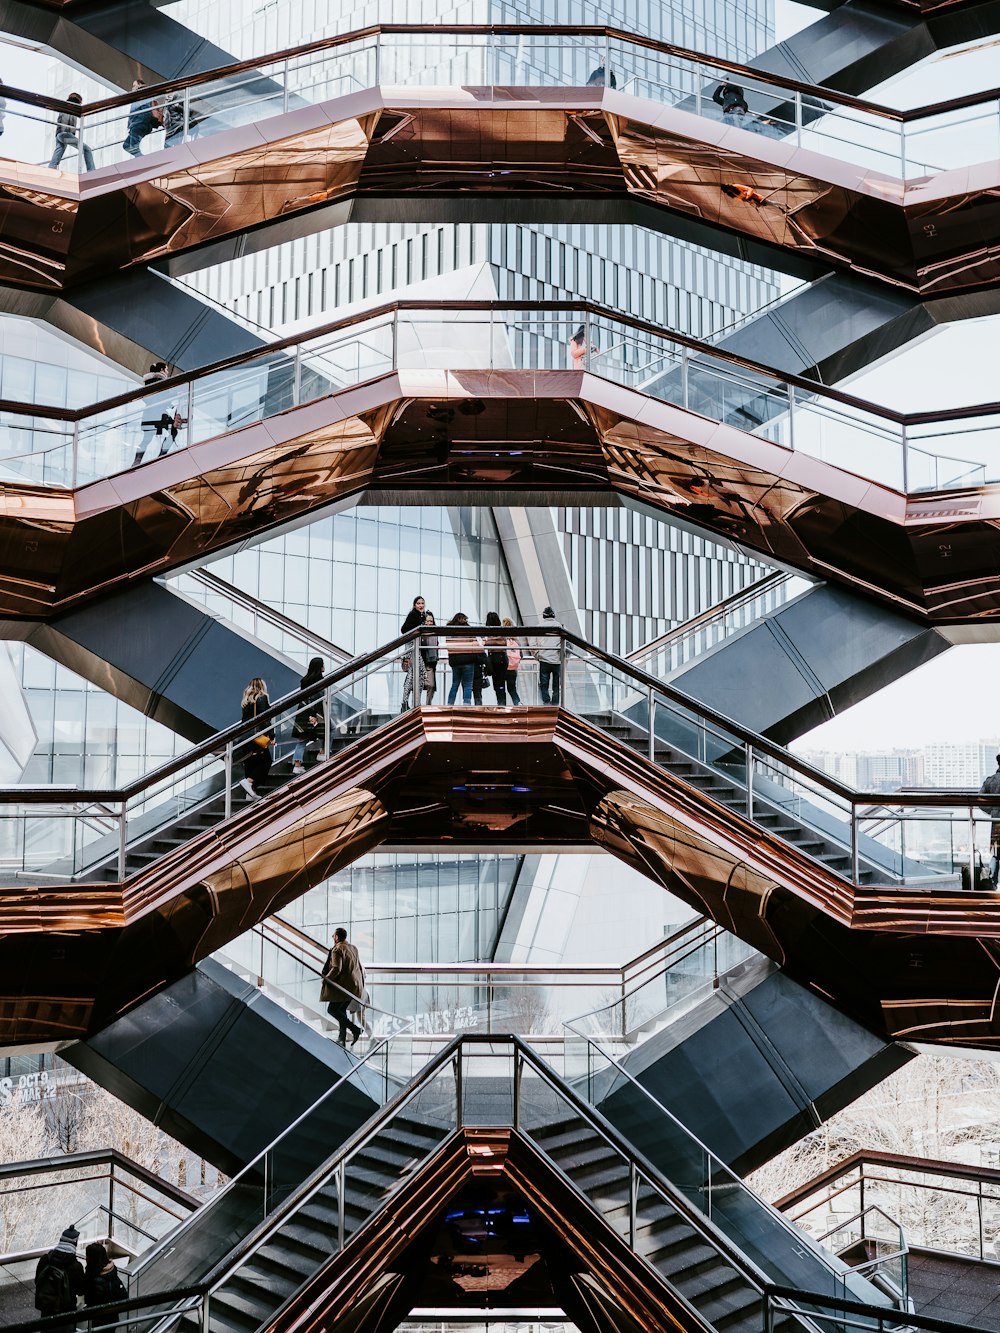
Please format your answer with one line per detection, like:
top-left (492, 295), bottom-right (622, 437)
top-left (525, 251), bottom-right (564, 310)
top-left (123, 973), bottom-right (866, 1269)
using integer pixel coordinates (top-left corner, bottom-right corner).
top-left (1, 12), bottom-right (998, 753)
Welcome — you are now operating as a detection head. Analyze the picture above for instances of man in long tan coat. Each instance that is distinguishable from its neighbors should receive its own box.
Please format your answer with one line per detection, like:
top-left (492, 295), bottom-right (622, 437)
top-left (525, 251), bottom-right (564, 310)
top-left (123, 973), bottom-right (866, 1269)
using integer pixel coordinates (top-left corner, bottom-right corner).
top-left (320, 927), bottom-right (365, 1046)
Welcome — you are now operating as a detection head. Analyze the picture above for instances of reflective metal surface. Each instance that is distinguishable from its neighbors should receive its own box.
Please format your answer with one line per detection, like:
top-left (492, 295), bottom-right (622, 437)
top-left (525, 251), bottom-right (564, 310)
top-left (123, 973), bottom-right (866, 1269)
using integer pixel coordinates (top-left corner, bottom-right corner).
top-left (3, 370), bottom-right (999, 623)
top-left (3, 706), bottom-right (1000, 1049)
top-left (1, 88), bottom-right (999, 294)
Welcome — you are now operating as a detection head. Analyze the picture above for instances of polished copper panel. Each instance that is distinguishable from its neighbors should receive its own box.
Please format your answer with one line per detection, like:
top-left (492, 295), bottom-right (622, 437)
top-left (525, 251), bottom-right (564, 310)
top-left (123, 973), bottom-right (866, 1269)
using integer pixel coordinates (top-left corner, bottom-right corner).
top-left (1, 91), bottom-right (999, 295)
top-left (3, 371), bottom-right (1000, 624)
top-left (4, 708), bottom-right (1000, 1049)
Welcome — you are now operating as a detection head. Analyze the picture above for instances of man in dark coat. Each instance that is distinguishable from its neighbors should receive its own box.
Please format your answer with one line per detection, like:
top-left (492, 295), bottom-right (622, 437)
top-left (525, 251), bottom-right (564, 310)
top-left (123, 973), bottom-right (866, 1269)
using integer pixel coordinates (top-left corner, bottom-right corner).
top-left (321, 927), bottom-right (365, 1045)
top-left (979, 754), bottom-right (1000, 886)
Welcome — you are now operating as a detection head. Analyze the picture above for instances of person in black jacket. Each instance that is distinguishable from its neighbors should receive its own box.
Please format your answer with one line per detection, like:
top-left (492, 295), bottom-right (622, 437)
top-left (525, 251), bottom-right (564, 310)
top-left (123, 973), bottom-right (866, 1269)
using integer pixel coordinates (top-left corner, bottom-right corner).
top-left (239, 677), bottom-right (273, 800)
top-left (34, 1226), bottom-right (85, 1331)
top-left (292, 657), bottom-right (325, 776)
top-left (713, 80), bottom-right (749, 117)
top-left (484, 612), bottom-right (508, 705)
top-left (400, 594), bottom-right (427, 711)
top-left (83, 1244), bottom-right (127, 1332)
top-left (421, 611), bottom-right (439, 704)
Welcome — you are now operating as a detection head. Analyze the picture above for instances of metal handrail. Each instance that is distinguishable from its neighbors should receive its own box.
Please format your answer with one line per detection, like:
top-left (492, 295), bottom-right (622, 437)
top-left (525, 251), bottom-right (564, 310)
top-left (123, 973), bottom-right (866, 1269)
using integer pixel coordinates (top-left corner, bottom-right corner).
top-left (776, 1150), bottom-right (1000, 1213)
top-left (0, 23), bottom-right (994, 125)
top-left (627, 570), bottom-right (798, 667)
top-left (0, 1149), bottom-right (197, 1209)
top-left (169, 570), bottom-right (352, 665)
top-left (3, 299), bottom-right (998, 431)
top-left (258, 910), bottom-right (716, 985)
top-left (3, 626), bottom-right (998, 858)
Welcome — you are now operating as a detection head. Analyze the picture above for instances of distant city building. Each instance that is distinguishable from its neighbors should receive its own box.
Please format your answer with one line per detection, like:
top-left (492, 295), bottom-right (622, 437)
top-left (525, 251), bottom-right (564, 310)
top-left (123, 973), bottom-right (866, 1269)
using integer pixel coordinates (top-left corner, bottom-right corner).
top-left (800, 743), bottom-right (998, 792)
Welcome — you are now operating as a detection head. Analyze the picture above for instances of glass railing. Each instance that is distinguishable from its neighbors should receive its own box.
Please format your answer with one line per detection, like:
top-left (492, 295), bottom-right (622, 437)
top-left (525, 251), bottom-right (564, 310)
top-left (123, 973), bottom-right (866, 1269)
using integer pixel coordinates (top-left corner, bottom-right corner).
top-left (2, 628), bottom-right (999, 900)
top-left (559, 633), bottom-right (999, 893)
top-left (220, 912), bottom-right (744, 1045)
top-left (2, 26), bottom-right (997, 182)
top-left (627, 570), bottom-right (809, 680)
top-left (128, 1011), bottom-right (421, 1300)
top-left (0, 1039), bottom-right (948, 1333)
top-left (165, 569), bottom-right (352, 667)
top-left (780, 1152), bottom-right (1000, 1265)
top-left (549, 1034), bottom-right (889, 1309)
top-left (812, 1206), bottom-right (909, 1304)
top-left (0, 637), bottom-right (401, 884)
top-left (0, 1150), bottom-right (197, 1261)
top-left (565, 922), bottom-right (759, 1055)
top-left (1, 302), bottom-right (997, 499)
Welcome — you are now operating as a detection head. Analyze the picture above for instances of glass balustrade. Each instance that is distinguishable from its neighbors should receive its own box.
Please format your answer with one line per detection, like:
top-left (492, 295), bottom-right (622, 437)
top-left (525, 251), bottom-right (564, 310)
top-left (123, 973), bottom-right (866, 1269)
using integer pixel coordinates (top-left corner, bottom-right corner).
top-left (3, 30), bottom-right (996, 182)
top-left (555, 1038), bottom-right (889, 1309)
top-left (0, 305), bottom-right (995, 500)
top-left (1, 630), bottom-right (996, 900)
top-left (628, 571), bottom-right (811, 680)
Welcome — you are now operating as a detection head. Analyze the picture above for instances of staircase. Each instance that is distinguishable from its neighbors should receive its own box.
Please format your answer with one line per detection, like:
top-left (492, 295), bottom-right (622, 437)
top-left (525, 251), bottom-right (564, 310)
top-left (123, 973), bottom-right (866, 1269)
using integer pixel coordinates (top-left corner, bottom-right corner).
top-left (582, 710), bottom-right (887, 885)
top-left (527, 1113), bottom-right (800, 1333)
top-left (78, 713), bottom-right (392, 884)
top-left (168, 1114), bottom-right (449, 1333)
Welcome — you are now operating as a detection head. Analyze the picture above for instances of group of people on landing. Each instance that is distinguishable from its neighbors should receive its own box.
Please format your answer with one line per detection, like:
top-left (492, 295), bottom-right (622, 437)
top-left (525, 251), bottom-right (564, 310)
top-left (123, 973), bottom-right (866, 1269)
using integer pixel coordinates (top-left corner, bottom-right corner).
top-left (399, 597), bottom-right (563, 708)
top-left (34, 1226), bottom-right (127, 1331)
top-left (233, 601), bottom-right (564, 800)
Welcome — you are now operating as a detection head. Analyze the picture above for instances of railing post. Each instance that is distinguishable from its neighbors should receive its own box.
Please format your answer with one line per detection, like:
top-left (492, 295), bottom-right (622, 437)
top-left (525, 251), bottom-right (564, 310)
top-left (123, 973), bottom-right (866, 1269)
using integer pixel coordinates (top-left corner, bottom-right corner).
top-left (108, 1166), bottom-right (115, 1246)
top-left (374, 30), bottom-right (381, 88)
top-left (391, 309), bottom-right (398, 371)
top-left (224, 740), bottom-right (233, 820)
top-left (629, 1161), bottom-right (637, 1249)
top-left (604, 31), bottom-right (611, 92)
top-left (969, 809), bottom-right (977, 894)
top-left (513, 1049), bottom-right (522, 1131)
top-left (787, 383), bottom-right (796, 450)
top-left (978, 1181), bottom-right (984, 1258)
top-left (324, 686), bottom-right (332, 757)
top-left (117, 806), bottom-right (127, 881)
top-left (410, 637), bottom-right (420, 710)
top-left (584, 309), bottom-right (592, 371)
top-left (200, 1292), bottom-right (210, 1333)
top-left (899, 120), bottom-right (907, 180)
top-left (647, 687), bottom-right (655, 762)
top-left (620, 972), bottom-right (627, 1042)
top-left (455, 1050), bottom-right (464, 1124)
top-left (680, 345), bottom-right (689, 410)
top-left (186, 380), bottom-right (194, 447)
top-left (70, 421), bottom-right (78, 489)
top-left (293, 345), bottom-right (302, 405)
top-left (900, 421), bottom-right (909, 492)
top-left (851, 806), bottom-right (860, 885)
top-left (282, 59), bottom-right (290, 113)
top-left (745, 742), bottom-right (754, 820)
top-left (794, 89), bottom-right (803, 146)
top-left (487, 976), bottom-right (493, 1031)
top-left (558, 632), bottom-right (567, 708)
top-left (182, 85), bottom-right (190, 142)
top-left (337, 1159), bottom-right (346, 1250)
top-left (258, 923), bottom-right (265, 988)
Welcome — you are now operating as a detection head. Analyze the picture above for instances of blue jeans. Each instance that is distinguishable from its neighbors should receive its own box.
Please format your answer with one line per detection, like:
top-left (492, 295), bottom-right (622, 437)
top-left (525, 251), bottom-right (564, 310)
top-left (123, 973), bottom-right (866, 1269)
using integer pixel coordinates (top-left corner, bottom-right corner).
top-left (539, 662), bottom-right (561, 704)
top-left (49, 132), bottom-right (95, 172)
top-left (448, 663), bottom-right (475, 704)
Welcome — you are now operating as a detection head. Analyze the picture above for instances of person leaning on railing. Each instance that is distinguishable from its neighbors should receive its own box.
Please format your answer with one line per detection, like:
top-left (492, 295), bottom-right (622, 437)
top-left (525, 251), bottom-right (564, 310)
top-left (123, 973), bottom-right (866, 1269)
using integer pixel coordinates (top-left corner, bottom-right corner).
top-left (501, 617), bottom-right (522, 705)
top-left (444, 614), bottom-right (485, 706)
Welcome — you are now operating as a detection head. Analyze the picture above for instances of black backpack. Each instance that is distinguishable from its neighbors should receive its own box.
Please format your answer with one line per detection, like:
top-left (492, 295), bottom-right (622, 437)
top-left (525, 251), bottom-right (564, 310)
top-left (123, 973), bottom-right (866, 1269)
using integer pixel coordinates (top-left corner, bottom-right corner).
top-left (35, 1259), bottom-right (72, 1314)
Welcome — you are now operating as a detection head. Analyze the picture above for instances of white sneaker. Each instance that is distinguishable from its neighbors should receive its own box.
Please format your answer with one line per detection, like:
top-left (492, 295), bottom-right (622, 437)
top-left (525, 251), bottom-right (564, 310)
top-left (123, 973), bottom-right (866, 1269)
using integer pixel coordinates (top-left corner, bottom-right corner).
top-left (292, 763), bottom-right (305, 776)
top-left (240, 778), bottom-right (259, 800)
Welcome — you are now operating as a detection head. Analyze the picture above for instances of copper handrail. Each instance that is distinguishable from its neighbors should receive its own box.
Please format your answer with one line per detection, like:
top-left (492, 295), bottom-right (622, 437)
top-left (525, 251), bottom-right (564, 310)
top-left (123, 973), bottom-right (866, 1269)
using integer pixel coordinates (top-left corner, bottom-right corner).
top-left (0, 23), bottom-right (993, 124)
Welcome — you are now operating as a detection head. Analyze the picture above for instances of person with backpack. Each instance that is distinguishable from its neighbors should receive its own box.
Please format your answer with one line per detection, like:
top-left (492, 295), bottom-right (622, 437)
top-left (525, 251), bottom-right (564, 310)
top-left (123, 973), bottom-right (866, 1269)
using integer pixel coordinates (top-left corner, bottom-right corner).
top-left (501, 617), bottom-right (522, 705)
top-left (83, 1243), bottom-right (127, 1332)
top-left (35, 1226), bottom-right (85, 1330)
